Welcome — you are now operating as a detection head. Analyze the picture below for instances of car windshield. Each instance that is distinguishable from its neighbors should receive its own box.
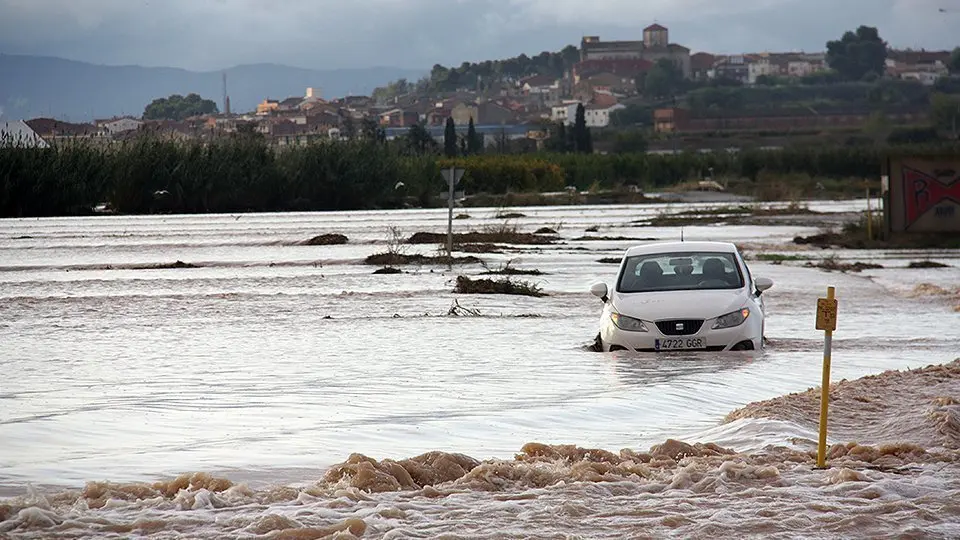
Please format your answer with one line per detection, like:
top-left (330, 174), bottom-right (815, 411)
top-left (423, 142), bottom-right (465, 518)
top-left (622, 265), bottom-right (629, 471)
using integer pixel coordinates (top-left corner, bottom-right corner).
top-left (617, 251), bottom-right (744, 293)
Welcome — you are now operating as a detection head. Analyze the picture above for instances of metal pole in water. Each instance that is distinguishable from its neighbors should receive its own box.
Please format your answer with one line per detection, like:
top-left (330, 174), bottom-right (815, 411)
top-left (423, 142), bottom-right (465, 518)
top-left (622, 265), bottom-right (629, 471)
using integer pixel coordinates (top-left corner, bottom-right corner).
top-left (816, 286), bottom-right (838, 468)
top-left (447, 166), bottom-right (455, 259)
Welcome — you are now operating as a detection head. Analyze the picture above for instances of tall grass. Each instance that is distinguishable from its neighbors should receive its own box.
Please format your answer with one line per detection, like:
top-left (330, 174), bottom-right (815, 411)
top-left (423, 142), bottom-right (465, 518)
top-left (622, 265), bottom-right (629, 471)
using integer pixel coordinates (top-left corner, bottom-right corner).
top-left (3, 135), bottom-right (959, 217)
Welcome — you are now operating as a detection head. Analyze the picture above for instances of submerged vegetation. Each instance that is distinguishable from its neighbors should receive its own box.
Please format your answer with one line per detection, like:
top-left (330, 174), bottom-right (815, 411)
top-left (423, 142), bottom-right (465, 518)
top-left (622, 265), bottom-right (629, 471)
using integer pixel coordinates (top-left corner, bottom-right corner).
top-left (3, 134), bottom-right (959, 218)
top-left (453, 275), bottom-right (546, 297)
top-left (407, 227), bottom-right (555, 246)
top-left (303, 233), bottom-right (348, 245)
top-left (908, 261), bottom-right (950, 269)
top-left (794, 212), bottom-right (960, 249)
top-left (481, 259), bottom-right (546, 276)
top-left (755, 253), bottom-right (811, 263)
top-left (806, 255), bottom-right (883, 273)
top-left (364, 253), bottom-right (480, 266)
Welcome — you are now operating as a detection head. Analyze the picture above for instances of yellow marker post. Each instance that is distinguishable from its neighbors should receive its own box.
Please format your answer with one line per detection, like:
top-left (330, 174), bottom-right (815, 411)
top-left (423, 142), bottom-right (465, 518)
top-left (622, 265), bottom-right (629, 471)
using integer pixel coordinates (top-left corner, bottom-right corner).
top-left (815, 286), bottom-right (838, 468)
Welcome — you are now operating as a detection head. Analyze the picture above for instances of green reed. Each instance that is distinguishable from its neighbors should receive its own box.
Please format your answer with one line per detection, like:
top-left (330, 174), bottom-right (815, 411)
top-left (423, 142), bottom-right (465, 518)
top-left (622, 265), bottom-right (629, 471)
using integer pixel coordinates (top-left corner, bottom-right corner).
top-left (2, 134), bottom-right (958, 217)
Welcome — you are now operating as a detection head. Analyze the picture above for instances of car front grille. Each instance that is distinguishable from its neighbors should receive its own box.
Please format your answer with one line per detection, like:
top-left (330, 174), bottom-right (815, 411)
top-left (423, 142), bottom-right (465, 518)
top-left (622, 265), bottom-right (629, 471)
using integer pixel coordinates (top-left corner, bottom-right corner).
top-left (656, 319), bottom-right (704, 336)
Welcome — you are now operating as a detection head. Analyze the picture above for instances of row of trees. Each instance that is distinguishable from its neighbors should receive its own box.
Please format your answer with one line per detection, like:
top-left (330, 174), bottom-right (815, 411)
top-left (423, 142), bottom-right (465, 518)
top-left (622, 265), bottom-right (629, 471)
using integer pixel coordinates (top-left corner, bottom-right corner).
top-left (443, 117), bottom-right (484, 157)
top-left (371, 46), bottom-right (582, 102)
top-left (5, 133), bottom-right (956, 218)
top-left (427, 45), bottom-right (582, 92)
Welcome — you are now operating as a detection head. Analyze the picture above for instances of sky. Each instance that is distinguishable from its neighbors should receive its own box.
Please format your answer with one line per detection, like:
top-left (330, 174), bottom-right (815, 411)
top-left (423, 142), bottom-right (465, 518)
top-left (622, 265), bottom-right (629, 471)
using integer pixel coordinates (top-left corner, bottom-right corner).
top-left (0, 0), bottom-right (957, 72)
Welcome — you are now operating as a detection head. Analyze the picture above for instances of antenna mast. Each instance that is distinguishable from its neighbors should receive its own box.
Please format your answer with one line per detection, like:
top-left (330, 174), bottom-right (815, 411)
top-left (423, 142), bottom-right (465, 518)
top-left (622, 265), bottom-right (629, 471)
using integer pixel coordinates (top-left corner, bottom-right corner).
top-left (222, 72), bottom-right (231, 116)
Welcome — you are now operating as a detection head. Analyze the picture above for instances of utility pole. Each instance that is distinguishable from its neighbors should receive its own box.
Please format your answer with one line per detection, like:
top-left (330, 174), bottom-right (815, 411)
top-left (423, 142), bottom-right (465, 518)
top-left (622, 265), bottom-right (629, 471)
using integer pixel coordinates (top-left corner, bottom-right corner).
top-left (441, 167), bottom-right (466, 260)
top-left (222, 72), bottom-right (230, 116)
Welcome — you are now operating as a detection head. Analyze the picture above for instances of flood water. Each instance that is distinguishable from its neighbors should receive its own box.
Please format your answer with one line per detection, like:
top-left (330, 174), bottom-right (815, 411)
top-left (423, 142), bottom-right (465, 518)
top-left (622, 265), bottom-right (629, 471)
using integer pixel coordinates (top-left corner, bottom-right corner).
top-left (2, 200), bottom-right (959, 539)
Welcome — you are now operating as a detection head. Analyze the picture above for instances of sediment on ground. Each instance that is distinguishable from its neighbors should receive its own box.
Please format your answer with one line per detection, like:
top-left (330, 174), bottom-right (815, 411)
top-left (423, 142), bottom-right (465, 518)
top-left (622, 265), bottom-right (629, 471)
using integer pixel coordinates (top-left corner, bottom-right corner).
top-left (726, 359), bottom-right (960, 450)
top-left (3, 361), bottom-right (960, 539)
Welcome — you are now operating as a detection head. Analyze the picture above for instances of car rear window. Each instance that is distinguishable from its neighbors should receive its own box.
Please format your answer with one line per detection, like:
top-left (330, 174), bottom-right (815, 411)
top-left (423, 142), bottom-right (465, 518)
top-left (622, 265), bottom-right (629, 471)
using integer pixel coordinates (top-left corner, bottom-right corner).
top-left (617, 251), bottom-right (745, 293)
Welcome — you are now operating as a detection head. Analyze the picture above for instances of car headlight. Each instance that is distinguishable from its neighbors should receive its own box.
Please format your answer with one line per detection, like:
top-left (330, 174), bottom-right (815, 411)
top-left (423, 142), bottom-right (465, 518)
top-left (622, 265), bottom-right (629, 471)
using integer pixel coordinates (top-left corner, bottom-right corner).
top-left (712, 308), bottom-right (750, 329)
top-left (611, 312), bottom-right (648, 332)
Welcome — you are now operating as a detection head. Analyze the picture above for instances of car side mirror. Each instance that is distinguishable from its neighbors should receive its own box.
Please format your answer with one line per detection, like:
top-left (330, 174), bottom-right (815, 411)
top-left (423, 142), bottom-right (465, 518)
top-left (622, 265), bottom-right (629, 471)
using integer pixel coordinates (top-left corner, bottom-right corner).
top-left (755, 277), bottom-right (774, 295)
top-left (590, 282), bottom-right (609, 303)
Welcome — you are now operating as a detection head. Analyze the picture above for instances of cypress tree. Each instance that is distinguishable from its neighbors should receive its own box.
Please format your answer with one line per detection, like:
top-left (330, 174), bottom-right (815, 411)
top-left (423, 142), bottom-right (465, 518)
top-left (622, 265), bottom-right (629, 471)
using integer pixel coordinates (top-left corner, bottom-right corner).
top-left (573, 103), bottom-right (592, 154)
top-left (467, 116), bottom-right (482, 155)
top-left (443, 117), bottom-right (457, 157)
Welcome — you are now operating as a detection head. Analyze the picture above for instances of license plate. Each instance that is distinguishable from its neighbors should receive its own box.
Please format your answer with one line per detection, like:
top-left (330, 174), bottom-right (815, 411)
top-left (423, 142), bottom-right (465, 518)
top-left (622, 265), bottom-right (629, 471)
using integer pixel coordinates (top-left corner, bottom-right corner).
top-left (655, 338), bottom-right (706, 351)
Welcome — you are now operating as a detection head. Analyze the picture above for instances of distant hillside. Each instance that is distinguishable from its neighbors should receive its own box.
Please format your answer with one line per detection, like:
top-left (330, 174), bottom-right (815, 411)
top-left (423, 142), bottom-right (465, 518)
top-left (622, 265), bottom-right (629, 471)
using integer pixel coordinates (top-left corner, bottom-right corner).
top-left (0, 54), bottom-right (425, 121)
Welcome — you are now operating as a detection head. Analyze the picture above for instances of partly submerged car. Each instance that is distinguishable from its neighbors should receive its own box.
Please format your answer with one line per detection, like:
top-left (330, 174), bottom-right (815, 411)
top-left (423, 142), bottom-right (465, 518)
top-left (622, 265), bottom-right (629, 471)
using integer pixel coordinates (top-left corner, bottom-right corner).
top-left (590, 241), bottom-right (773, 352)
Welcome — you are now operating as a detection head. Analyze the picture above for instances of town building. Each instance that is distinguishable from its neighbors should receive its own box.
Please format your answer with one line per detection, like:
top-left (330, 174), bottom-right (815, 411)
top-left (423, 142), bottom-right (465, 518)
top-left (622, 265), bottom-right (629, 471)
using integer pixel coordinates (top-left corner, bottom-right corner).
top-left (886, 50), bottom-right (952, 85)
top-left (711, 55), bottom-right (752, 84)
top-left (747, 55), bottom-right (781, 84)
top-left (256, 99), bottom-right (280, 116)
top-left (378, 108), bottom-right (419, 127)
top-left (552, 101), bottom-right (624, 128)
top-left (572, 58), bottom-right (653, 84)
top-left (519, 74), bottom-right (562, 106)
top-left (24, 118), bottom-right (100, 142)
top-left (579, 24), bottom-right (691, 78)
top-left (580, 72), bottom-right (637, 96)
top-left (787, 53), bottom-right (827, 78)
top-left (0, 120), bottom-right (49, 147)
top-left (95, 117), bottom-right (143, 135)
top-left (585, 103), bottom-right (626, 128)
top-left (689, 53), bottom-right (716, 82)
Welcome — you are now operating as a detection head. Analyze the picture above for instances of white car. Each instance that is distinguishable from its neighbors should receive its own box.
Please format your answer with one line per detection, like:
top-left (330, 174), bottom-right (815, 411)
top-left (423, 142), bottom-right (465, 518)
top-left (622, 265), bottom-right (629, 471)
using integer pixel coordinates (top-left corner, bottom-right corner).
top-left (590, 241), bottom-right (773, 352)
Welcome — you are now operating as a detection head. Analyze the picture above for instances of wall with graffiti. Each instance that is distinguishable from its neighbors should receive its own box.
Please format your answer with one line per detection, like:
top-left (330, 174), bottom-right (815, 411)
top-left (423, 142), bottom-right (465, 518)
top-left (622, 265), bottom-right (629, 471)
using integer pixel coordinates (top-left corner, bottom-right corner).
top-left (886, 157), bottom-right (960, 233)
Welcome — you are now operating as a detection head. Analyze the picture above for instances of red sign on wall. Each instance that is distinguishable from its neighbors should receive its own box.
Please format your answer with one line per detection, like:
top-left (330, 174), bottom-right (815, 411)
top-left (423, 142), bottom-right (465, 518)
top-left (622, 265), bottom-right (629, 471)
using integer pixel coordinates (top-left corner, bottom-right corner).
top-left (902, 166), bottom-right (960, 229)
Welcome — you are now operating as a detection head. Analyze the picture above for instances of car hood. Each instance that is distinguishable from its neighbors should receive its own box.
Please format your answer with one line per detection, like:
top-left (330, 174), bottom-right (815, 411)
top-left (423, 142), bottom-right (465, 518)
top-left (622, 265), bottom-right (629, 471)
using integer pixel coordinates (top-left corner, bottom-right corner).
top-left (612, 288), bottom-right (747, 321)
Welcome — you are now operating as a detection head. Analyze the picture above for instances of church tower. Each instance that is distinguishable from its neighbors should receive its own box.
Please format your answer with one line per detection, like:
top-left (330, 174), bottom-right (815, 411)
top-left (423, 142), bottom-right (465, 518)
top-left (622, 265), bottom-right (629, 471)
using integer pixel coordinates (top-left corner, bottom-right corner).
top-left (643, 24), bottom-right (669, 48)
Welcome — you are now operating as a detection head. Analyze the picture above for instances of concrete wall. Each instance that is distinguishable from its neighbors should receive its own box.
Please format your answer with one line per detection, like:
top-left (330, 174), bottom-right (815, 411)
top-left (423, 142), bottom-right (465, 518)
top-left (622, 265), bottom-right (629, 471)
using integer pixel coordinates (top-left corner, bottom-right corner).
top-left (885, 156), bottom-right (960, 233)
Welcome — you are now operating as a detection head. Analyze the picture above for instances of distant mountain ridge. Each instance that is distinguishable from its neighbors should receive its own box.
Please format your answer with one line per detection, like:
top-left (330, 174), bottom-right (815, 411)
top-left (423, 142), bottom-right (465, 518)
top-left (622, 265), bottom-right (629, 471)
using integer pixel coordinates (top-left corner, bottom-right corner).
top-left (0, 54), bottom-right (426, 122)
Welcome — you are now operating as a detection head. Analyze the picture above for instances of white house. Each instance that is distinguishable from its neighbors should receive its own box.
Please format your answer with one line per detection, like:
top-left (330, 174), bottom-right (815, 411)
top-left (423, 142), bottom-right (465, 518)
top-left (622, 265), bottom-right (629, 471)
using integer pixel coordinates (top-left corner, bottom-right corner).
top-left (748, 57), bottom-right (779, 84)
top-left (899, 70), bottom-right (942, 86)
top-left (97, 117), bottom-right (143, 135)
top-left (584, 103), bottom-right (625, 128)
top-left (551, 102), bottom-right (580, 125)
top-left (552, 102), bottom-right (624, 128)
top-left (886, 57), bottom-right (949, 86)
top-left (521, 74), bottom-right (558, 94)
top-left (787, 59), bottom-right (826, 78)
top-left (0, 120), bottom-right (49, 148)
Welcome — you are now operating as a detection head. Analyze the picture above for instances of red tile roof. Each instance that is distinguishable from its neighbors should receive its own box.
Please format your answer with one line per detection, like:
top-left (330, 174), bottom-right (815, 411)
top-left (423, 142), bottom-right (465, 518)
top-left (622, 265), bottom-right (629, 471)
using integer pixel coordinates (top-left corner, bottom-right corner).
top-left (591, 93), bottom-right (619, 108)
top-left (690, 53), bottom-right (716, 70)
top-left (25, 118), bottom-right (97, 136)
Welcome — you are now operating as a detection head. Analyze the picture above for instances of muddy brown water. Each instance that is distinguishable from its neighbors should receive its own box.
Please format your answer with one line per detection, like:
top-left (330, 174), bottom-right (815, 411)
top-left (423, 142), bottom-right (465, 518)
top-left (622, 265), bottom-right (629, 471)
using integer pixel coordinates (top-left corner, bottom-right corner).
top-left (2, 201), bottom-right (959, 538)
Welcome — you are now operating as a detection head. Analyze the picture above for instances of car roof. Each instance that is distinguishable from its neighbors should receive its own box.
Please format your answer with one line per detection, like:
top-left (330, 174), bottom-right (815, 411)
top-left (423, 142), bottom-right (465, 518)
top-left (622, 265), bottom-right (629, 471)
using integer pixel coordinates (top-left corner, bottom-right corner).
top-left (623, 241), bottom-right (738, 257)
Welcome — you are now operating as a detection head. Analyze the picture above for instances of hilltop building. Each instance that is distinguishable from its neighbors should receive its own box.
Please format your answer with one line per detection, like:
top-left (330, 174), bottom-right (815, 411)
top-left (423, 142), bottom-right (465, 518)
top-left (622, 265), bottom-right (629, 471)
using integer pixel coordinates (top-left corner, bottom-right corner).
top-left (579, 24), bottom-right (691, 78)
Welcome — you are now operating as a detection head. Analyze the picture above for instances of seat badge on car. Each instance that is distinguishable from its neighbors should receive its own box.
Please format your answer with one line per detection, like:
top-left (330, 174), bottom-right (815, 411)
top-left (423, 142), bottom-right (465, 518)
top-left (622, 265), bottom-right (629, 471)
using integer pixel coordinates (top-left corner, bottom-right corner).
top-left (676, 323), bottom-right (684, 331)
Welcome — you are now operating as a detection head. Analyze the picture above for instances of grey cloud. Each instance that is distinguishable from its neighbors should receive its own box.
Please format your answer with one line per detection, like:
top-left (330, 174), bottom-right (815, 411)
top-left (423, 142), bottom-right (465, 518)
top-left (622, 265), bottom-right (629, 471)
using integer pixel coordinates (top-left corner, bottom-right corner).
top-left (0, 0), bottom-right (955, 71)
